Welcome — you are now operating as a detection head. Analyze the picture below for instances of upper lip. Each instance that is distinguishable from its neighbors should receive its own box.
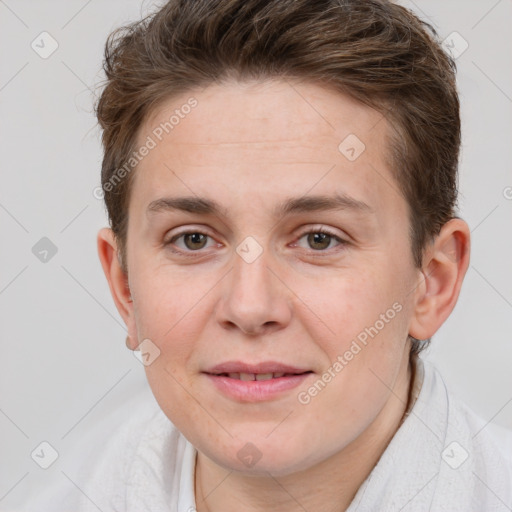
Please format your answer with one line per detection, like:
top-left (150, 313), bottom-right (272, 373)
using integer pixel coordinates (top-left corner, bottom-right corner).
top-left (205, 361), bottom-right (311, 375)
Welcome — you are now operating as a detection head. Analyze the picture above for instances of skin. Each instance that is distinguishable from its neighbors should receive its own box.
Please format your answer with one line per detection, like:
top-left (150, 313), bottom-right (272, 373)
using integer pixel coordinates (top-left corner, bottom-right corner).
top-left (98, 79), bottom-right (470, 512)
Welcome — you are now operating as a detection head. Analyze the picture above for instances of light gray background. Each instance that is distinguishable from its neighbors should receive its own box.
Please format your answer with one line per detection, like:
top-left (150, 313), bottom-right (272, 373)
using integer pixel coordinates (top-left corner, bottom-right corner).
top-left (1, 0), bottom-right (511, 508)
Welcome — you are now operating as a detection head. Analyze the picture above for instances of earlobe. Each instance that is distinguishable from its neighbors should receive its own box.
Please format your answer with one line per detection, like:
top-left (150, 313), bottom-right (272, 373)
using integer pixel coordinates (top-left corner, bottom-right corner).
top-left (409, 219), bottom-right (470, 340)
top-left (97, 228), bottom-right (138, 347)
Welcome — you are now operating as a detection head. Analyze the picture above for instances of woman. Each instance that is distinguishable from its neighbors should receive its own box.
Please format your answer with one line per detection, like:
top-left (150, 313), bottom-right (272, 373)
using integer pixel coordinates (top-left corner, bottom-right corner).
top-left (25, 0), bottom-right (512, 510)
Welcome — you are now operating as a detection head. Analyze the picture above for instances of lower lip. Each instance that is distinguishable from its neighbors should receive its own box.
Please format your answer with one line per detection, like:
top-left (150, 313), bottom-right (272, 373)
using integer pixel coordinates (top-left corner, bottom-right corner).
top-left (204, 373), bottom-right (312, 402)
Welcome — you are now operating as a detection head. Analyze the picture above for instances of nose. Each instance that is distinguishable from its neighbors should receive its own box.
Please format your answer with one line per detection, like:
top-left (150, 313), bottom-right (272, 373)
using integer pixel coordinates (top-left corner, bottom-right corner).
top-left (215, 245), bottom-right (292, 336)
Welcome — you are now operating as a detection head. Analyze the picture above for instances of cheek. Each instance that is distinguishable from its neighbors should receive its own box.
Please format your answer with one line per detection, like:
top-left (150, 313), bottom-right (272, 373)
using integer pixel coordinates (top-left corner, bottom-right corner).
top-left (130, 267), bottom-right (212, 412)
top-left (297, 268), bottom-right (398, 348)
top-left (131, 264), bottom-right (212, 342)
top-left (132, 270), bottom-right (209, 427)
top-left (298, 268), bottom-right (409, 399)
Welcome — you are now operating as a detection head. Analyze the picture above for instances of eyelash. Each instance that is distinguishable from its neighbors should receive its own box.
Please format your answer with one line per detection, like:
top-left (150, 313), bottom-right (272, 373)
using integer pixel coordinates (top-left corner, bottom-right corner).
top-left (165, 226), bottom-right (347, 258)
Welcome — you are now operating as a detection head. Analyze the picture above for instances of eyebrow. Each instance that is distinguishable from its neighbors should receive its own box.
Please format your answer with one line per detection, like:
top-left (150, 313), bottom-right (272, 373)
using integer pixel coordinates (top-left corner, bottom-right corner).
top-left (146, 193), bottom-right (374, 218)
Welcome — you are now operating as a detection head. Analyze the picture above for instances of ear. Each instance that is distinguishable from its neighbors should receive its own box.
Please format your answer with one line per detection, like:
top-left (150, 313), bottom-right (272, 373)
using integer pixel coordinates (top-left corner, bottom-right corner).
top-left (97, 228), bottom-right (139, 349)
top-left (409, 218), bottom-right (470, 340)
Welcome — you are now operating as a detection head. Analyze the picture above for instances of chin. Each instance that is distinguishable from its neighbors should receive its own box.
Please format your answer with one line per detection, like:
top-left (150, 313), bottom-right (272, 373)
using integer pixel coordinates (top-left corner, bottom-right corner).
top-left (200, 435), bottom-right (321, 477)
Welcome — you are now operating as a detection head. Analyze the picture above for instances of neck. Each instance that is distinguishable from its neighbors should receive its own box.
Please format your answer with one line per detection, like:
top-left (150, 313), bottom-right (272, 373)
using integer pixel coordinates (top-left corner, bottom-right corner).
top-left (195, 351), bottom-right (413, 512)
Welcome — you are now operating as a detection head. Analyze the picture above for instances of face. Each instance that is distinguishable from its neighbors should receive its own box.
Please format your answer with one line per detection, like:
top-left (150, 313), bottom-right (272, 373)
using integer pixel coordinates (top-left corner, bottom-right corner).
top-left (123, 79), bottom-right (421, 475)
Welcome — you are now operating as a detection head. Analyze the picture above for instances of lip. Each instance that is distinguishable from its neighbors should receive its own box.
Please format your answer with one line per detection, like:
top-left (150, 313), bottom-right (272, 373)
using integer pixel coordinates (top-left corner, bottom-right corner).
top-left (206, 360), bottom-right (310, 375)
top-left (203, 360), bottom-right (313, 402)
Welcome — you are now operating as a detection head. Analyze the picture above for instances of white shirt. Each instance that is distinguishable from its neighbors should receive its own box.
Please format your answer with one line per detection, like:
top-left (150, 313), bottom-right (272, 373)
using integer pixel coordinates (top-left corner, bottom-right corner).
top-left (22, 357), bottom-right (512, 511)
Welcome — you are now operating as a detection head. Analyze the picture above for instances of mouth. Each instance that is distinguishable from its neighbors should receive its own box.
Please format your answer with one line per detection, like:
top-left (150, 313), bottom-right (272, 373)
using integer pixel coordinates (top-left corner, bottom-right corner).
top-left (205, 360), bottom-right (312, 375)
top-left (209, 371), bottom-right (312, 381)
top-left (203, 361), bottom-right (314, 402)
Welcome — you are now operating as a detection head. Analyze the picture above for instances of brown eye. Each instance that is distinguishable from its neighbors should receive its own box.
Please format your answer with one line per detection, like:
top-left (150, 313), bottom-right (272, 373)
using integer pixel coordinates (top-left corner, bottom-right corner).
top-left (166, 231), bottom-right (214, 254)
top-left (183, 232), bottom-right (208, 250)
top-left (294, 228), bottom-right (346, 253)
top-left (307, 232), bottom-right (332, 250)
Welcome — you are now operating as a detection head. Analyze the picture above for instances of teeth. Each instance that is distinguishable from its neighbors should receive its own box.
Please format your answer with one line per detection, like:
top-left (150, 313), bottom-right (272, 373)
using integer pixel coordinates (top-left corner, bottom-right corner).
top-left (223, 372), bottom-right (291, 381)
top-left (255, 373), bottom-right (274, 381)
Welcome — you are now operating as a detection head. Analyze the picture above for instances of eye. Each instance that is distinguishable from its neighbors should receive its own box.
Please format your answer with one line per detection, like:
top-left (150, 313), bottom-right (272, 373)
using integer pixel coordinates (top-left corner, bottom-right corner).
top-left (294, 228), bottom-right (346, 252)
top-left (166, 231), bottom-right (216, 252)
top-left (165, 226), bottom-right (347, 256)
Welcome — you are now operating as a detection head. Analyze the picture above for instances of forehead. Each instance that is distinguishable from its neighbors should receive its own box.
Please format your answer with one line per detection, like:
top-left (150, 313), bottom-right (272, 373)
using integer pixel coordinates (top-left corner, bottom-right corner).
top-left (140, 79), bottom-right (388, 159)
top-left (132, 79), bottom-right (402, 219)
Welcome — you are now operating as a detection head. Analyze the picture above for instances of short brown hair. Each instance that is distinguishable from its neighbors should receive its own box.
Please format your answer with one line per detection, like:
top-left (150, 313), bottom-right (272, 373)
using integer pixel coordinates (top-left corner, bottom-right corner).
top-left (95, 0), bottom-right (461, 351)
